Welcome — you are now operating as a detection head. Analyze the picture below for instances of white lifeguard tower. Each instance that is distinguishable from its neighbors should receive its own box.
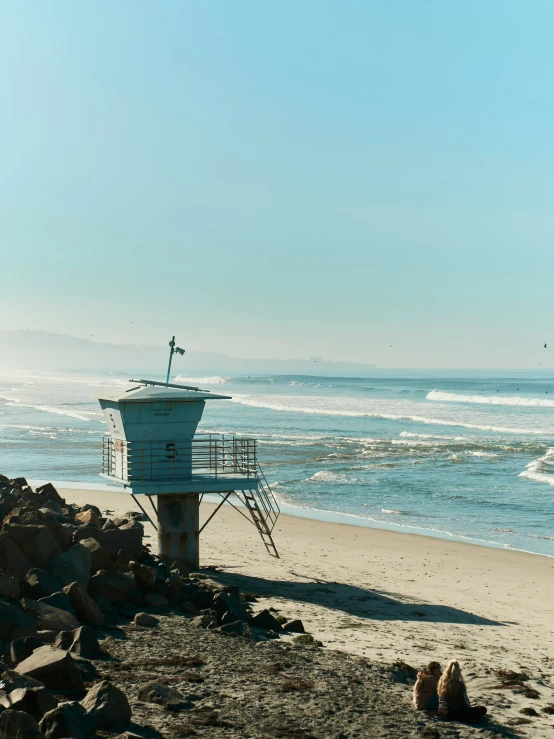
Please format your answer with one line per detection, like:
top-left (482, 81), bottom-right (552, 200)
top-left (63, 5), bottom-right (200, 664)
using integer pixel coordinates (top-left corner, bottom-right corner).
top-left (98, 337), bottom-right (279, 569)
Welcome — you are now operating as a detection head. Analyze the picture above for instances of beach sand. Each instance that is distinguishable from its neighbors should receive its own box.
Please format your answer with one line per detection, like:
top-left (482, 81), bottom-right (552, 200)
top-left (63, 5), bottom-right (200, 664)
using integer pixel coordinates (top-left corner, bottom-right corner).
top-left (62, 486), bottom-right (554, 736)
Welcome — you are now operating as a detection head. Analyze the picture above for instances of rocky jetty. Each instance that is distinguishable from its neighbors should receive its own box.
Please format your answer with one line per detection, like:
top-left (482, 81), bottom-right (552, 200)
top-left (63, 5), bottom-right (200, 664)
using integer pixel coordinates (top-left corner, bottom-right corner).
top-left (0, 476), bottom-right (490, 738)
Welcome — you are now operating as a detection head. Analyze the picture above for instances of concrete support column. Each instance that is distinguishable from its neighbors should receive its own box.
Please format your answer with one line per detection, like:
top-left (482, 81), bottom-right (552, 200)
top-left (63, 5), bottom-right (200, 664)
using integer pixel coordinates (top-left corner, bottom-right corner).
top-left (157, 493), bottom-right (199, 569)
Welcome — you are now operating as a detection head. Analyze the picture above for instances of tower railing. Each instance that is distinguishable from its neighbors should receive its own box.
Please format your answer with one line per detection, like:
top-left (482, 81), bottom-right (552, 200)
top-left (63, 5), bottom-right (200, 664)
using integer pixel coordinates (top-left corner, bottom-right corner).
top-left (102, 433), bottom-right (257, 484)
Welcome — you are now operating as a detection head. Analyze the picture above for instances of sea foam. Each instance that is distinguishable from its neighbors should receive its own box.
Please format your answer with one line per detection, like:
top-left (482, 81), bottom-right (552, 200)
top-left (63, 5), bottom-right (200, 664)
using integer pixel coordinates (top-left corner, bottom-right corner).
top-left (427, 389), bottom-right (554, 408)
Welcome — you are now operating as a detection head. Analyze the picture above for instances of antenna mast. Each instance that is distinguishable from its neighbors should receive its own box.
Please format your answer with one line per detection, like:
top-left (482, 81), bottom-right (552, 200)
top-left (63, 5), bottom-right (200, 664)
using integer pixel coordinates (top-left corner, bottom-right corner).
top-left (166, 336), bottom-right (186, 385)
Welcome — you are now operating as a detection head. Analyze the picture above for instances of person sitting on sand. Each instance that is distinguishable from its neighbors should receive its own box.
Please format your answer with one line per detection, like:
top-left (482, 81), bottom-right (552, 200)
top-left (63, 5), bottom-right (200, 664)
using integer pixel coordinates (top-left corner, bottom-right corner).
top-left (413, 661), bottom-right (442, 710)
top-left (437, 660), bottom-right (487, 723)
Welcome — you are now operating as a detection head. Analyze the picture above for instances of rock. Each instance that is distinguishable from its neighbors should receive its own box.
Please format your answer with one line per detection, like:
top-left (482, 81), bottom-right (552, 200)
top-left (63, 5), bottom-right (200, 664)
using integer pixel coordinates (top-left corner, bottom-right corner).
top-left (15, 646), bottom-right (84, 691)
top-left (73, 656), bottom-right (99, 682)
top-left (38, 592), bottom-right (75, 615)
top-left (249, 609), bottom-right (283, 631)
top-left (180, 583), bottom-right (213, 610)
top-left (0, 571), bottom-right (20, 600)
top-left (133, 612), bottom-right (158, 628)
top-left (80, 680), bottom-right (132, 729)
top-left (129, 561), bottom-right (157, 587)
top-left (19, 511), bottom-right (72, 550)
top-left (37, 631), bottom-right (57, 644)
top-left (73, 527), bottom-right (143, 559)
top-left (213, 591), bottom-right (250, 622)
top-left (110, 517), bottom-right (130, 527)
top-left (22, 570), bottom-right (63, 600)
top-left (102, 519), bottom-right (118, 530)
top-left (143, 593), bottom-right (168, 608)
top-left (75, 509), bottom-right (101, 527)
top-left (0, 669), bottom-right (46, 692)
top-left (115, 549), bottom-right (134, 571)
top-left (78, 537), bottom-right (114, 573)
top-left (217, 620), bottom-right (253, 638)
top-left (0, 601), bottom-right (37, 640)
top-left (2, 525), bottom-right (61, 570)
top-left (137, 682), bottom-right (191, 711)
top-left (283, 619), bottom-right (305, 633)
top-left (166, 572), bottom-right (187, 596)
top-left (50, 543), bottom-right (91, 588)
top-left (20, 599), bottom-right (80, 633)
top-left (10, 636), bottom-right (43, 663)
top-left (39, 701), bottom-right (87, 739)
top-left (0, 709), bottom-right (45, 739)
top-left (179, 602), bottom-right (199, 616)
top-left (54, 626), bottom-right (100, 659)
top-left (35, 483), bottom-right (64, 506)
top-left (170, 560), bottom-right (190, 578)
top-left (62, 581), bottom-right (103, 624)
top-left (41, 501), bottom-right (63, 515)
top-left (124, 510), bottom-right (146, 521)
top-left (88, 570), bottom-right (131, 603)
top-left (190, 609), bottom-right (218, 629)
top-left (0, 535), bottom-right (33, 576)
top-left (0, 686), bottom-right (57, 721)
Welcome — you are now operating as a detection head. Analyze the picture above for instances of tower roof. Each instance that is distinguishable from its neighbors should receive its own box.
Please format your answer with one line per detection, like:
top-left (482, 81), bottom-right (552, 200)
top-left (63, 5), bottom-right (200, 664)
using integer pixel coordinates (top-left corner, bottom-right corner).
top-left (98, 384), bottom-right (230, 403)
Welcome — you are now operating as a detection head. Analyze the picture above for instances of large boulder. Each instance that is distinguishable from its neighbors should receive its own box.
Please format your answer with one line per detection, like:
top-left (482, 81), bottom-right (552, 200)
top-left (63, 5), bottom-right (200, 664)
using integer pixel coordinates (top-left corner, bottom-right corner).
top-left (38, 591), bottom-right (75, 615)
top-left (0, 601), bottom-right (37, 640)
top-left (2, 525), bottom-right (61, 570)
top-left (10, 636), bottom-right (43, 663)
top-left (0, 535), bottom-right (33, 576)
top-left (129, 561), bottom-right (157, 588)
top-left (15, 646), bottom-right (84, 691)
top-left (73, 526), bottom-right (143, 559)
top-left (249, 609), bottom-right (283, 631)
top-left (50, 543), bottom-right (91, 588)
top-left (213, 591), bottom-right (250, 622)
top-left (20, 599), bottom-right (80, 633)
top-left (35, 483), bottom-right (64, 506)
top-left (74, 509), bottom-right (101, 527)
top-left (62, 581), bottom-right (103, 624)
top-left (19, 511), bottom-right (72, 550)
top-left (54, 626), bottom-right (100, 659)
top-left (137, 682), bottom-right (191, 710)
top-left (0, 709), bottom-right (45, 739)
top-left (0, 571), bottom-right (20, 600)
top-left (80, 680), bottom-right (131, 729)
top-left (77, 537), bottom-right (114, 573)
top-left (22, 570), bottom-right (63, 600)
top-left (88, 570), bottom-right (132, 603)
top-left (39, 702), bottom-right (87, 739)
top-left (0, 686), bottom-right (57, 721)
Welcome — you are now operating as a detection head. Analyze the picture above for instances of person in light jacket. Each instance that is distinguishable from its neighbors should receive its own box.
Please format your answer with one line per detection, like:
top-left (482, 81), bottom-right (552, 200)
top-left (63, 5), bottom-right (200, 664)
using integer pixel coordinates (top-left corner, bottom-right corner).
top-left (413, 661), bottom-right (442, 710)
top-left (437, 660), bottom-right (487, 723)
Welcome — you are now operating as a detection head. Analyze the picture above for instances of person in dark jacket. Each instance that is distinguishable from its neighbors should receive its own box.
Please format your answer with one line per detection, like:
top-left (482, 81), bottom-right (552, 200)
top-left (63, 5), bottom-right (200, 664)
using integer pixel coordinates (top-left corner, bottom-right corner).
top-left (437, 660), bottom-right (487, 723)
top-left (413, 661), bottom-right (442, 710)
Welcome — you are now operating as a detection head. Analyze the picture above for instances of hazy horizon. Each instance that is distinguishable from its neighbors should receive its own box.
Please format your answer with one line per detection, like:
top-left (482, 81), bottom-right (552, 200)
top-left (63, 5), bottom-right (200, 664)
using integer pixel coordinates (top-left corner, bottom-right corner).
top-left (1, 2), bottom-right (553, 369)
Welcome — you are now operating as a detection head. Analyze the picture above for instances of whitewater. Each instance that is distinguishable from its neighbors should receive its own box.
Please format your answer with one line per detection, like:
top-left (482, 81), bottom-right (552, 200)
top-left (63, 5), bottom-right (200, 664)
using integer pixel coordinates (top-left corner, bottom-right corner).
top-left (0, 368), bottom-right (553, 556)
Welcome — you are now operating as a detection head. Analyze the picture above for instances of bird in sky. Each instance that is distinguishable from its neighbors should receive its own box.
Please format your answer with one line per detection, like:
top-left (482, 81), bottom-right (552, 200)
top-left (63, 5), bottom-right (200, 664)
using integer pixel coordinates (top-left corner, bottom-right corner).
top-left (544, 343), bottom-right (547, 348)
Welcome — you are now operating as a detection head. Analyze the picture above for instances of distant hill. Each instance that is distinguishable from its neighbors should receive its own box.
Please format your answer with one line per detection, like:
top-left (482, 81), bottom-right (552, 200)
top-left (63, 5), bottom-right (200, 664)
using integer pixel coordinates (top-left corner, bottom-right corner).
top-left (0, 331), bottom-right (377, 375)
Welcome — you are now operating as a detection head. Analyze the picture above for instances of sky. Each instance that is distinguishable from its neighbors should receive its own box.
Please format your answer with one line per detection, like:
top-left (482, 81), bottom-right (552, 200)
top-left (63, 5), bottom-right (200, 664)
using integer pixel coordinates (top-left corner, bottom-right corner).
top-left (1, 0), bottom-right (553, 368)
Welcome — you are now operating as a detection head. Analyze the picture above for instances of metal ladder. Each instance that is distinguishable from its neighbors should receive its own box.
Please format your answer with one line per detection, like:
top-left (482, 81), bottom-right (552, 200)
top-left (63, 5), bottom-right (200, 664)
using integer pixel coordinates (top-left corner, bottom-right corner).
top-left (239, 464), bottom-right (280, 558)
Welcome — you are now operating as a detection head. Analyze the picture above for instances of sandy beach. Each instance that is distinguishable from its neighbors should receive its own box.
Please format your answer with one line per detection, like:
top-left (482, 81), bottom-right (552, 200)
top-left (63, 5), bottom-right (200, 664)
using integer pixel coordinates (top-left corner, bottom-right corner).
top-left (58, 485), bottom-right (554, 736)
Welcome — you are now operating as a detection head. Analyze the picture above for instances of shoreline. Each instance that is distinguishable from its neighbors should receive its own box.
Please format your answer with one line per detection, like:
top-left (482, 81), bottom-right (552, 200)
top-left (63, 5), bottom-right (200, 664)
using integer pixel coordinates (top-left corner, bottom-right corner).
top-left (30, 478), bottom-right (554, 559)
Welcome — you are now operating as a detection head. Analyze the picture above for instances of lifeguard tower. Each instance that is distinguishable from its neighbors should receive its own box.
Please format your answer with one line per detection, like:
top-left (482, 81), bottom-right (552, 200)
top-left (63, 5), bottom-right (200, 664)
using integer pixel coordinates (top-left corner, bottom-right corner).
top-left (98, 337), bottom-right (279, 569)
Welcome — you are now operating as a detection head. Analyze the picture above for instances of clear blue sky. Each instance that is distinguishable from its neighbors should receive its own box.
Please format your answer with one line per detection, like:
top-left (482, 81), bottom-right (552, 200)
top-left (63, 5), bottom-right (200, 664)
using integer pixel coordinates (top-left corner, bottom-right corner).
top-left (1, 0), bottom-right (553, 367)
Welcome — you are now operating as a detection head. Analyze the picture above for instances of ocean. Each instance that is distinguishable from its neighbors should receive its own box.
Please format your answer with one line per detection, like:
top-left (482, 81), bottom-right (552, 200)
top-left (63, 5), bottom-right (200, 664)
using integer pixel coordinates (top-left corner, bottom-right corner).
top-left (0, 368), bottom-right (553, 557)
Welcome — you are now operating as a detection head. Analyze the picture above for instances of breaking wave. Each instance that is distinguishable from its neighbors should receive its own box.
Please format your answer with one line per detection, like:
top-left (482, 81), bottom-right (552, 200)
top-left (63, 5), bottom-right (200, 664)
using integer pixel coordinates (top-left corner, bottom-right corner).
top-left (174, 375), bottom-right (230, 385)
top-left (427, 390), bottom-right (554, 408)
top-left (231, 394), bottom-right (552, 435)
top-left (519, 448), bottom-right (554, 486)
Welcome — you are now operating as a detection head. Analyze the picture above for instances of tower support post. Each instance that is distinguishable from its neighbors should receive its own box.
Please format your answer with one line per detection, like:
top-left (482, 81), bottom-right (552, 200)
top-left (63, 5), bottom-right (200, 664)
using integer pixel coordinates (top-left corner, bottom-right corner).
top-left (157, 493), bottom-right (199, 569)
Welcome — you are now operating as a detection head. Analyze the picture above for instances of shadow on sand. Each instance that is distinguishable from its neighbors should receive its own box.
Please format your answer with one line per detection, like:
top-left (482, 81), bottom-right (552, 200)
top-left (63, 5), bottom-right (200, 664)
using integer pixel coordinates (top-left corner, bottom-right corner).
top-left (210, 569), bottom-right (504, 626)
